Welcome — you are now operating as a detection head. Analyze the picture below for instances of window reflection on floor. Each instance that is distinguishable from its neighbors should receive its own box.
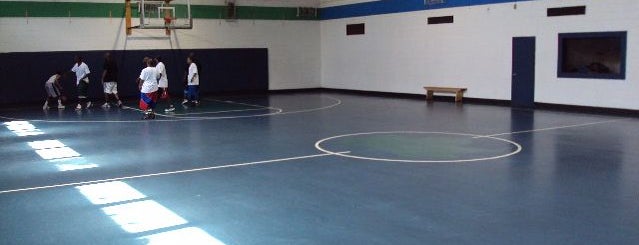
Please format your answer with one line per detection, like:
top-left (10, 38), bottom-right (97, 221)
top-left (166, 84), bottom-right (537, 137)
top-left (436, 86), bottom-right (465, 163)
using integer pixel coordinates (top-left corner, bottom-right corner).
top-left (28, 139), bottom-right (97, 170)
top-left (140, 227), bottom-right (227, 245)
top-left (76, 181), bottom-right (146, 205)
top-left (102, 199), bottom-right (188, 233)
top-left (78, 181), bottom-right (225, 244)
top-left (50, 157), bottom-right (99, 171)
top-left (7, 120), bottom-right (226, 244)
top-left (4, 121), bottom-right (44, 136)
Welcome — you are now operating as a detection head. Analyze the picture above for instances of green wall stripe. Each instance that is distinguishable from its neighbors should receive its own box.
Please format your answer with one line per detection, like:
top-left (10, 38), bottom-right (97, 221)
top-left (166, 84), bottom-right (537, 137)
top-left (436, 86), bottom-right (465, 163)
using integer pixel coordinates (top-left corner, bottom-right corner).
top-left (0, 1), bottom-right (319, 20)
top-left (0, 2), bottom-right (124, 18)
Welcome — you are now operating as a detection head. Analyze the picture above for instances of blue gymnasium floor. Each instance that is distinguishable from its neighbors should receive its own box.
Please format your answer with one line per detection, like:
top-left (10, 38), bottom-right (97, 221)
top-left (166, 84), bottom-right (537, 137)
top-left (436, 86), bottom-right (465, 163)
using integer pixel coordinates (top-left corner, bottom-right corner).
top-left (0, 91), bottom-right (638, 245)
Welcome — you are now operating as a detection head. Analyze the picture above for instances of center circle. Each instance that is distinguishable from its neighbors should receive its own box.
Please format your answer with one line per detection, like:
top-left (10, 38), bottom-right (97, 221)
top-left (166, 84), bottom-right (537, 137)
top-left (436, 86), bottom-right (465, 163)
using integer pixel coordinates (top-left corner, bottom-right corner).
top-left (314, 131), bottom-right (522, 163)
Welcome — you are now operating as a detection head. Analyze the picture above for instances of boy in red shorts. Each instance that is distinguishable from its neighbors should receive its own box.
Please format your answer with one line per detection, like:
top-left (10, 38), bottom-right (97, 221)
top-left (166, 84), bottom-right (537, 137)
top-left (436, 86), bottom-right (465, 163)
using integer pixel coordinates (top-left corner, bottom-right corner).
top-left (136, 57), bottom-right (159, 120)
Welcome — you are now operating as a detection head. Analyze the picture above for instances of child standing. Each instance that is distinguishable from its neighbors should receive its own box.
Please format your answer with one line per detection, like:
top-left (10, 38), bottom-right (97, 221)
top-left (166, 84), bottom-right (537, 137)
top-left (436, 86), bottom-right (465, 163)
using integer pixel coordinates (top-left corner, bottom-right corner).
top-left (101, 52), bottom-right (123, 108)
top-left (43, 71), bottom-right (65, 110)
top-left (182, 56), bottom-right (200, 106)
top-left (155, 56), bottom-right (175, 112)
top-left (71, 55), bottom-right (92, 110)
top-left (137, 57), bottom-right (159, 120)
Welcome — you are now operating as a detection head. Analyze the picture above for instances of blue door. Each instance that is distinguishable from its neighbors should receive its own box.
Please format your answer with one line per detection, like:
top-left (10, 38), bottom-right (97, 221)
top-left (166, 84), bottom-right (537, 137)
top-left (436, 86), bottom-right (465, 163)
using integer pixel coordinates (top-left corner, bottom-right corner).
top-left (511, 37), bottom-right (536, 108)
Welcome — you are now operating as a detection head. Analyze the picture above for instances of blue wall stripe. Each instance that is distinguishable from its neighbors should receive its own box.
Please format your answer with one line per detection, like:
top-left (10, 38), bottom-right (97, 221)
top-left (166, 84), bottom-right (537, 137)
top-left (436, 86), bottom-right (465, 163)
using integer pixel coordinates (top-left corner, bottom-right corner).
top-left (320, 0), bottom-right (536, 20)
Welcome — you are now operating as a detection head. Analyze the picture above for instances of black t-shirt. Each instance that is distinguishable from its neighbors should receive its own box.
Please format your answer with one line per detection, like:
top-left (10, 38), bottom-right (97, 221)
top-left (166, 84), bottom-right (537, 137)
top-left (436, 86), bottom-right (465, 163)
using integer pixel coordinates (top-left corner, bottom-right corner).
top-left (103, 59), bottom-right (118, 82)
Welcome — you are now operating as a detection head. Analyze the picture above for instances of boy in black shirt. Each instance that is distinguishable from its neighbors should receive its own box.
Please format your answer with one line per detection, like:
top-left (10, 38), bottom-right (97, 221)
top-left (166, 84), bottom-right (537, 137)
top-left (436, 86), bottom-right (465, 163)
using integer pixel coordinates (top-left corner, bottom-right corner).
top-left (101, 52), bottom-right (123, 108)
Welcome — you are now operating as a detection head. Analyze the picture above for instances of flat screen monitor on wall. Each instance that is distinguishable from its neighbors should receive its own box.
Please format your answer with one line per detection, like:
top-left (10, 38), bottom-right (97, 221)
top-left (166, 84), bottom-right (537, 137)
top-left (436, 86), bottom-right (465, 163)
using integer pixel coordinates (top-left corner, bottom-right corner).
top-left (558, 31), bottom-right (627, 80)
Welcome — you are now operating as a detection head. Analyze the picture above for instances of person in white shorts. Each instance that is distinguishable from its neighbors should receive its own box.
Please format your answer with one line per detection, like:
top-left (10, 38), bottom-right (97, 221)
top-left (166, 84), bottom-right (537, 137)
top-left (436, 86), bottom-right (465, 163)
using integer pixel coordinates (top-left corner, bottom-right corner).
top-left (101, 52), bottom-right (123, 108)
top-left (43, 71), bottom-right (65, 110)
top-left (155, 56), bottom-right (175, 112)
top-left (71, 55), bottom-right (92, 110)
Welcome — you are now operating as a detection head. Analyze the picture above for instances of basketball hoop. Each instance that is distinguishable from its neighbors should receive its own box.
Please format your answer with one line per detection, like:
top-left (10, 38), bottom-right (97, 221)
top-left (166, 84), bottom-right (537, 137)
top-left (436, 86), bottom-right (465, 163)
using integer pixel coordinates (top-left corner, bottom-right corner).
top-left (125, 0), bottom-right (193, 36)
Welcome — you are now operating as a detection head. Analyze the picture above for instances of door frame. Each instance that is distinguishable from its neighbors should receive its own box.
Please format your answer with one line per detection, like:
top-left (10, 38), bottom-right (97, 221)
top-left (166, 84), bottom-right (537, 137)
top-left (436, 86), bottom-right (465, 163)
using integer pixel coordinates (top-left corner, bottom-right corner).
top-left (511, 36), bottom-right (537, 108)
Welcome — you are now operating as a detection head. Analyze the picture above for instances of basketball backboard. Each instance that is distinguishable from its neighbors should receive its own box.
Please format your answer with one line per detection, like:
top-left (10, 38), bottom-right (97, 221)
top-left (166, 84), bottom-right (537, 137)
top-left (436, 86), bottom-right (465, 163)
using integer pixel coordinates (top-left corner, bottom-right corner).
top-left (125, 0), bottom-right (192, 35)
top-left (138, 0), bottom-right (192, 29)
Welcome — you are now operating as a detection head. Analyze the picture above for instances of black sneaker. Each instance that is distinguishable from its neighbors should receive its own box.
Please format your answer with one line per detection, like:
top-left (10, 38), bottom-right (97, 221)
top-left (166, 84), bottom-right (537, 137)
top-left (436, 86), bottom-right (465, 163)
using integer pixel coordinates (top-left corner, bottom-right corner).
top-left (142, 113), bottom-right (155, 120)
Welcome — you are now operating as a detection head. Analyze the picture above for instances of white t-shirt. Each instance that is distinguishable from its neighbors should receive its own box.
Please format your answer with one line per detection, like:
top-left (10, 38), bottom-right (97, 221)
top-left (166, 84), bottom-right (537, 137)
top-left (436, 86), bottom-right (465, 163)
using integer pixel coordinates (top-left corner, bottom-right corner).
top-left (156, 62), bottom-right (169, 88)
top-left (71, 62), bottom-right (90, 85)
top-left (45, 75), bottom-right (58, 86)
top-left (187, 63), bottom-right (199, 85)
top-left (139, 67), bottom-right (159, 93)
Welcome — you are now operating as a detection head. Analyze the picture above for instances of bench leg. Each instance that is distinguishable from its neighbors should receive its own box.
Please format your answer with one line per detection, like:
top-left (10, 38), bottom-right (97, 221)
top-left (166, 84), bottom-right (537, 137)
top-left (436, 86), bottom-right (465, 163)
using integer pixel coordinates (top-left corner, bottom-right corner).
top-left (455, 91), bottom-right (463, 103)
top-left (426, 91), bottom-right (434, 101)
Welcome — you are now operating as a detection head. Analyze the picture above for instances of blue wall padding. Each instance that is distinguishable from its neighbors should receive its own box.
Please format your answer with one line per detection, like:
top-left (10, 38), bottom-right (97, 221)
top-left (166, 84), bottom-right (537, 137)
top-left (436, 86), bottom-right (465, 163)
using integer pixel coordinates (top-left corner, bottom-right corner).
top-left (0, 49), bottom-right (269, 105)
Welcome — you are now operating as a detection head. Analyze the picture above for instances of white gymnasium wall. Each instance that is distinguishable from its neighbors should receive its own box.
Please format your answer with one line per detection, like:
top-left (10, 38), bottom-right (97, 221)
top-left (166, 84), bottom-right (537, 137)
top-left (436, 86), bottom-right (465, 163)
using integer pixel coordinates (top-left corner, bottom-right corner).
top-left (320, 0), bottom-right (639, 110)
top-left (0, 1), bottom-right (321, 90)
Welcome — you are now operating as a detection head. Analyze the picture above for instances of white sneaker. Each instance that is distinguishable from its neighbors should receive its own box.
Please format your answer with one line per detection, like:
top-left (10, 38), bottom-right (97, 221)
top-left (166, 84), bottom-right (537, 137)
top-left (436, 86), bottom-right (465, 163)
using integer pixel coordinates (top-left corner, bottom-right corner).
top-left (181, 99), bottom-right (188, 105)
top-left (76, 104), bottom-right (82, 110)
top-left (86, 102), bottom-right (92, 108)
top-left (102, 103), bottom-right (110, 108)
top-left (164, 106), bottom-right (175, 112)
top-left (57, 104), bottom-right (65, 109)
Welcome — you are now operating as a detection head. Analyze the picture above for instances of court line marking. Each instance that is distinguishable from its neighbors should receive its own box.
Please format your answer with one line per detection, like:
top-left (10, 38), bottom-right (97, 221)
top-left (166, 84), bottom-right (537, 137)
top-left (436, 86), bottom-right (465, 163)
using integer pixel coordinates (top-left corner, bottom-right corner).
top-left (168, 105), bottom-right (284, 119)
top-left (121, 106), bottom-right (179, 118)
top-left (274, 97), bottom-right (342, 115)
top-left (0, 151), bottom-right (350, 195)
top-left (0, 96), bottom-right (342, 123)
top-left (315, 131), bottom-right (522, 163)
top-left (170, 108), bottom-right (277, 116)
top-left (121, 106), bottom-right (279, 119)
top-left (473, 119), bottom-right (626, 138)
top-left (205, 98), bottom-right (284, 111)
top-left (121, 104), bottom-right (282, 120)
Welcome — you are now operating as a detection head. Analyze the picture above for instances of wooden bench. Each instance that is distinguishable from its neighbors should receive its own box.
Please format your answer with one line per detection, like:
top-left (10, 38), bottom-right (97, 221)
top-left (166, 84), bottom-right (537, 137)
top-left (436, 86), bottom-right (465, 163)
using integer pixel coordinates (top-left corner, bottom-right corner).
top-left (424, 86), bottom-right (467, 102)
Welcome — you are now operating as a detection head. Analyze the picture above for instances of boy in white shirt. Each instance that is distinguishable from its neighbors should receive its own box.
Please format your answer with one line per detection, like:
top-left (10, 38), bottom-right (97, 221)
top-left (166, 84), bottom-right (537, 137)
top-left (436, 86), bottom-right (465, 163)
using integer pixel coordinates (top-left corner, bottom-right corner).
top-left (182, 56), bottom-right (200, 106)
top-left (137, 57), bottom-right (159, 120)
top-left (155, 56), bottom-right (175, 112)
top-left (43, 71), bottom-right (65, 110)
top-left (71, 55), bottom-right (92, 110)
